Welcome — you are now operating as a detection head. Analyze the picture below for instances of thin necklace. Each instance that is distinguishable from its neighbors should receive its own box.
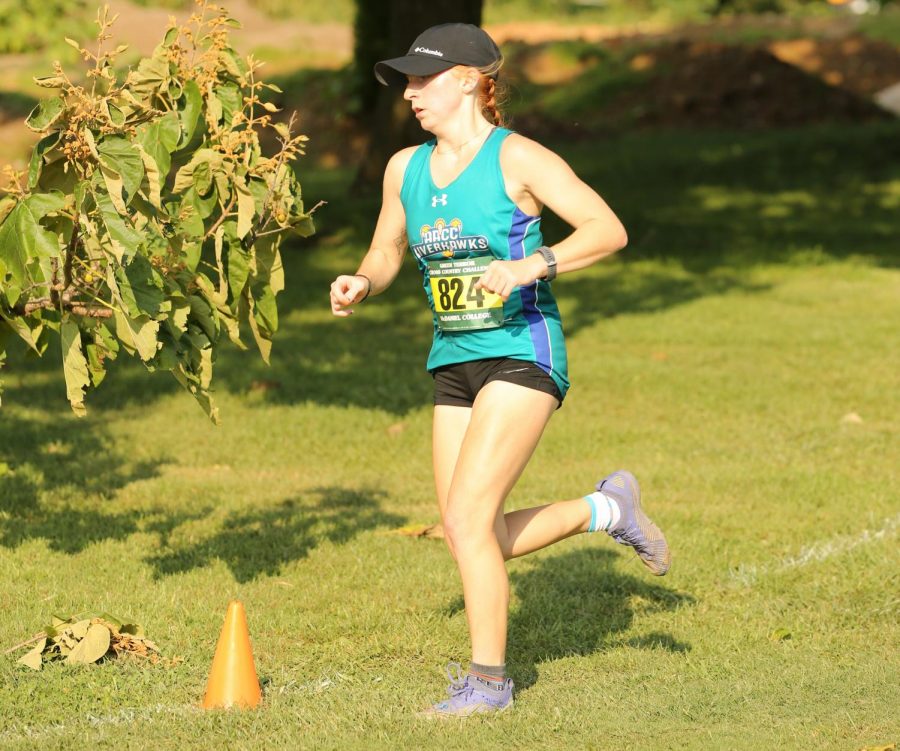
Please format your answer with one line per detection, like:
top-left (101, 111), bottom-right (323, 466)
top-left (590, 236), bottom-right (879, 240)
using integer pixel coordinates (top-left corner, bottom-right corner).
top-left (434, 124), bottom-right (494, 155)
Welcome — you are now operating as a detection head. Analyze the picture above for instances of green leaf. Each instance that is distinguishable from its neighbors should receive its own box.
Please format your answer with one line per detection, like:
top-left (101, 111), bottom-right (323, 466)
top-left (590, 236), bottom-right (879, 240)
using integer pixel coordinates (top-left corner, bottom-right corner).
top-left (98, 136), bottom-right (144, 203)
top-left (36, 153), bottom-right (78, 196)
top-left (0, 307), bottom-right (43, 353)
top-left (227, 244), bottom-right (250, 301)
top-left (189, 184), bottom-right (217, 220)
top-left (25, 97), bottom-right (65, 132)
top-left (192, 159), bottom-right (213, 196)
top-left (273, 122), bottom-right (291, 141)
top-left (188, 291), bottom-right (219, 341)
top-left (131, 55), bottom-right (169, 97)
top-left (100, 163), bottom-right (127, 214)
top-left (0, 193), bottom-right (65, 305)
top-left (136, 144), bottom-right (162, 209)
top-left (95, 190), bottom-right (143, 262)
top-left (66, 623), bottom-right (111, 664)
top-left (180, 240), bottom-right (201, 273)
top-left (236, 180), bottom-right (254, 239)
top-left (17, 638), bottom-right (46, 670)
top-left (176, 192), bottom-right (205, 240)
top-left (82, 128), bottom-right (99, 159)
top-left (243, 290), bottom-right (272, 364)
top-left (105, 101), bottom-right (126, 128)
top-left (172, 364), bottom-right (219, 424)
top-left (253, 285), bottom-right (278, 335)
top-left (137, 112), bottom-right (180, 178)
top-left (113, 309), bottom-right (159, 361)
top-left (215, 83), bottom-right (242, 126)
top-left (28, 133), bottom-right (60, 189)
top-left (167, 300), bottom-right (190, 335)
top-left (255, 237), bottom-right (284, 295)
top-left (173, 149), bottom-right (223, 195)
top-left (84, 341), bottom-right (107, 387)
top-left (167, 79), bottom-right (184, 102)
top-left (206, 92), bottom-right (223, 129)
top-left (61, 319), bottom-right (90, 417)
top-left (115, 254), bottom-right (165, 318)
top-left (219, 50), bottom-right (245, 79)
top-left (178, 80), bottom-right (203, 148)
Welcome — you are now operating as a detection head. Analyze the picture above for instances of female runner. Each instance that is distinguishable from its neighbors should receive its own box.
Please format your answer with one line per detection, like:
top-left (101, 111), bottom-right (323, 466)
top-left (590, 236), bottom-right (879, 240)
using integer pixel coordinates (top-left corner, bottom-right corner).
top-left (330, 23), bottom-right (670, 718)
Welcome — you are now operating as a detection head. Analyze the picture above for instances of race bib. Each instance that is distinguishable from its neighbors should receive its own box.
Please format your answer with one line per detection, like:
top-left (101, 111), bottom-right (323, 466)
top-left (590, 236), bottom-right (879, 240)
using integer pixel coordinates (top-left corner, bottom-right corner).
top-left (427, 256), bottom-right (504, 331)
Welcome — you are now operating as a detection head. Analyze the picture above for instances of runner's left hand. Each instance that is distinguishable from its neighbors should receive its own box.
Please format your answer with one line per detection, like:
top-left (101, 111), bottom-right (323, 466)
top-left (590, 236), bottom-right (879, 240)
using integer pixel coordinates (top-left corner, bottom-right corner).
top-left (475, 258), bottom-right (542, 301)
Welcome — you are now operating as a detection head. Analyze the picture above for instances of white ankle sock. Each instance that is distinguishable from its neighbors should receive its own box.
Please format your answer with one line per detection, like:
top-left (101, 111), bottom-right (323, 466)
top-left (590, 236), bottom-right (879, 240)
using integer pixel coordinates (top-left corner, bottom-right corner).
top-left (585, 491), bottom-right (621, 532)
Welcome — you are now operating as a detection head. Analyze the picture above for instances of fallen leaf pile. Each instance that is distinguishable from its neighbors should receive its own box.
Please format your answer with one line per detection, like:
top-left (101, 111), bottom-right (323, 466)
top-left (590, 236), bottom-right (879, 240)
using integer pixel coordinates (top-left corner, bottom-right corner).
top-left (13, 614), bottom-right (171, 670)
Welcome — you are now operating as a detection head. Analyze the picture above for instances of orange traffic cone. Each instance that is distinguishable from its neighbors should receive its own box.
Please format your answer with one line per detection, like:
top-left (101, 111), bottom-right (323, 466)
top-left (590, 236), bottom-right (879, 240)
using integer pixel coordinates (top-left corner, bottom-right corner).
top-left (201, 600), bottom-right (262, 709)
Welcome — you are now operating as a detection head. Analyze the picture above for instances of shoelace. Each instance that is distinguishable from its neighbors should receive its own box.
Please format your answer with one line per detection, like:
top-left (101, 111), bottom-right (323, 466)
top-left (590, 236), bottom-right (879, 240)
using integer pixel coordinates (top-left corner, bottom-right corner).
top-left (444, 662), bottom-right (474, 701)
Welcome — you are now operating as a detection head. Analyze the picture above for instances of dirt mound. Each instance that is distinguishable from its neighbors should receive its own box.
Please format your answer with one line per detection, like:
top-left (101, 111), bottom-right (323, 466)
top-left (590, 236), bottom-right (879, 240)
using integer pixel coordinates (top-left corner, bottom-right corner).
top-left (768, 34), bottom-right (900, 97)
top-left (617, 40), bottom-right (893, 130)
top-left (512, 34), bottom-right (897, 138)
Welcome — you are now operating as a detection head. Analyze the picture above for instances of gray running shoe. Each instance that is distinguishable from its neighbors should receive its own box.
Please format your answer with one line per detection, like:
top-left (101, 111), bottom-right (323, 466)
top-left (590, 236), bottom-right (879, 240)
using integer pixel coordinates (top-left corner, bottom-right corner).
top-left (597, 470), bottom-right (671, 576)
top-left (418, 663), bottom-right (514, 719)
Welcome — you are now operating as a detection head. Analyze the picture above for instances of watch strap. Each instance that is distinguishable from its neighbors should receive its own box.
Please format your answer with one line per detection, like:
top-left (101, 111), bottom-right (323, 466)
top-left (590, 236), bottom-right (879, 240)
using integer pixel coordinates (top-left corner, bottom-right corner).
top-left (537, 245), bottom-right (557, 282)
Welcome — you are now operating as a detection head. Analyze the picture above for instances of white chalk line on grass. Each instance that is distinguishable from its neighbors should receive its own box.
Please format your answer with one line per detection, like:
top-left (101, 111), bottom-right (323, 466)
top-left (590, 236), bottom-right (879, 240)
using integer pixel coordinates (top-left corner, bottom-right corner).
top-left (730, 513), bottom-right (900, 587)
top-left (0, 703), bottom-right (198, 743)
top-left (0, 674), bottom-right (352, 743)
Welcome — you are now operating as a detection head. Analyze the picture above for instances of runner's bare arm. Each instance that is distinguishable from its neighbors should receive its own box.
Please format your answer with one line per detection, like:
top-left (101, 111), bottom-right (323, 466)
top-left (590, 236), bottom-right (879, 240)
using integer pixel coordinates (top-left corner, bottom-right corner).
top-left (475, 135), bottom-right (627, 299)
top-left (330, 148), bottom-right (415, 317)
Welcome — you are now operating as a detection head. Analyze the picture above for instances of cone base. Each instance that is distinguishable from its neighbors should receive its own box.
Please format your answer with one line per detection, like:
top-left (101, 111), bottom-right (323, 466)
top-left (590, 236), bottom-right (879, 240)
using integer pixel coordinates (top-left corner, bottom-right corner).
top-left (202, 601), bottom-right (262, 711)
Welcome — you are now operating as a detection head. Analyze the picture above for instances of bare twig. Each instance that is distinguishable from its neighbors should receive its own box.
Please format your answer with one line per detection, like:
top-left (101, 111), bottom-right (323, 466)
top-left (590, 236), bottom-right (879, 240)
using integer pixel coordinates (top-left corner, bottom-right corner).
top-left (3, 632), bottom-right (46, 655)
top-left (12, 298), bottom-right (113, 318)
top-left (202, 195), bottom-right (237, 241)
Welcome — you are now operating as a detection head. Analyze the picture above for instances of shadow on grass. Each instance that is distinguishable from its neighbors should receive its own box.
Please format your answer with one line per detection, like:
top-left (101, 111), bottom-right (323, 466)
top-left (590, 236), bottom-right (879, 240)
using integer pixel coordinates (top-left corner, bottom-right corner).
top-left (146, 486), bottom-right (406, 583)
top-left (0, 411), bottom-right (174, 553)
top-left (507, 549), bottom-right (693, 690)
top-left (573, 122), bottom-right (900, 273)
top-left (446, 548), bottom-right (693, 690)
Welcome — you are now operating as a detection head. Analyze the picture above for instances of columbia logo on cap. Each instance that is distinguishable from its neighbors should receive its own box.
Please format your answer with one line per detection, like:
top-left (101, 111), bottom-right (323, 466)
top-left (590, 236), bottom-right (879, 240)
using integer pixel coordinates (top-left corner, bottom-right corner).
top-left (415, 47), bottom-right (444, 57)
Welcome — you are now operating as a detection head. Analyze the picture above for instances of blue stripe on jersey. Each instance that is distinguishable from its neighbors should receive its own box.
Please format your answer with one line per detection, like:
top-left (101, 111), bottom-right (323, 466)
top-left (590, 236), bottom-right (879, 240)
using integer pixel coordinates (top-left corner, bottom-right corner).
top-left (508, 206), bottom-right (553, 376)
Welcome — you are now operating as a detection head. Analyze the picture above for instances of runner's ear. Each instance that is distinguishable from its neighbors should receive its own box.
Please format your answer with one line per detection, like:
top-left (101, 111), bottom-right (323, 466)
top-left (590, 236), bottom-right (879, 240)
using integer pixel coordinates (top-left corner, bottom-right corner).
top-left (453, 65), bottom-right (480, 93)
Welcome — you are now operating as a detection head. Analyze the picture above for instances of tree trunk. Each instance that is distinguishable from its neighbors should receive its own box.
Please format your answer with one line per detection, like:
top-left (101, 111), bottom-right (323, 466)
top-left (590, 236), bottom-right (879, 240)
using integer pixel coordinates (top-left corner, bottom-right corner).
top-left (352, 0), bottom-right (484, 192)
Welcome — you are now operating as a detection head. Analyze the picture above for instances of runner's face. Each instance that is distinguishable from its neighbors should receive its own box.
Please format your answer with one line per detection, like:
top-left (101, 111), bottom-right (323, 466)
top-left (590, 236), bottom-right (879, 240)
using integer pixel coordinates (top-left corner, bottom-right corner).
top-left (404, 69), bottom-right (465, 130)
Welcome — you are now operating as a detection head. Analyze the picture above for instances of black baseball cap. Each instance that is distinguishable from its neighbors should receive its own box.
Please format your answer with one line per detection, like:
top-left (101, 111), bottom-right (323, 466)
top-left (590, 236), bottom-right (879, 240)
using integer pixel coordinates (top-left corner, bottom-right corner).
top-left (374, 23), bottom-right (502, 87)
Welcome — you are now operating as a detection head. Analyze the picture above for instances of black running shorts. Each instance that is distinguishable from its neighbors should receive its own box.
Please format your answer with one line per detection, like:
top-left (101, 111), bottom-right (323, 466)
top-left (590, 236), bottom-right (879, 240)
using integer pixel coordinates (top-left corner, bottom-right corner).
top-left (432, 358), bottom-right (563, 408)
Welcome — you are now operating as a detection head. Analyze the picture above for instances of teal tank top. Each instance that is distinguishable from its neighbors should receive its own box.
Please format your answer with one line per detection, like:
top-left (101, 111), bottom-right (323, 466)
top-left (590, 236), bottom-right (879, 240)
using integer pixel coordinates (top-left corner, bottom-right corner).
top-left (400, 127), bottom-right (569, 397)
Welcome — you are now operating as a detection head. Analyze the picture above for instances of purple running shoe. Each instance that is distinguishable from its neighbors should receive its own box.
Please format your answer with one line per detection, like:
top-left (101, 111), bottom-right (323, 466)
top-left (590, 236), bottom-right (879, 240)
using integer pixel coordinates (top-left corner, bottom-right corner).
top-left (597, 470), bottom-right (671, 576)
top-left (418, 663), bottom-right (514, 719)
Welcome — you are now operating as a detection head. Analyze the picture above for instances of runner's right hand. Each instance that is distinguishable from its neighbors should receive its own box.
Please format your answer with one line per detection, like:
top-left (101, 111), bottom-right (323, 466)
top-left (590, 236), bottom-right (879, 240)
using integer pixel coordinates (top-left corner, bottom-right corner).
top-left (330, 275), bottom-right (370, 317)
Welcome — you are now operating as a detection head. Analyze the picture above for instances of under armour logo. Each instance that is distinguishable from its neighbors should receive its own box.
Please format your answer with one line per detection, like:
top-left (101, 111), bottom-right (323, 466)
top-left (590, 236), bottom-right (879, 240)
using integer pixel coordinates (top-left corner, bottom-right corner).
top-left (431, 194), bottom-right (448, 207)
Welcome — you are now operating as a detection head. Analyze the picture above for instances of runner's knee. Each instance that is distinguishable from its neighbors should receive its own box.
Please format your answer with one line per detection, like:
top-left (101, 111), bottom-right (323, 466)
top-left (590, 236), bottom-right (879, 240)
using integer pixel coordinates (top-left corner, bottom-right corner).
top-left (443, 494), bottom-right (499, 552)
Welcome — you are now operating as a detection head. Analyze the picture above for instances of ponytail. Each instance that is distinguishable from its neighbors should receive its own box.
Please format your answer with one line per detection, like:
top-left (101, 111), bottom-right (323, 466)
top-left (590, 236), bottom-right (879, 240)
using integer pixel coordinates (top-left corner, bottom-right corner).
top-left (477, 56), bottom-right (506, 128)
top-left (479, 76), bottom-right (504, 127)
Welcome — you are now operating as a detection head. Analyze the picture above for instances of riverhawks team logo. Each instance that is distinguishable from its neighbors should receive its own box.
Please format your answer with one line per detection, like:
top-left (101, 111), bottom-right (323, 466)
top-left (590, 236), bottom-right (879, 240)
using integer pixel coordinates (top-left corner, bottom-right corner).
top-left (410, 218), bottom-right (489, 260)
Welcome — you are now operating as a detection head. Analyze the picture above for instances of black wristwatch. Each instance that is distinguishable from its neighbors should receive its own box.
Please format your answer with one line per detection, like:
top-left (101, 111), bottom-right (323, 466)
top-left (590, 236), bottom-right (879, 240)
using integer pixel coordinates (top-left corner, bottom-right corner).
top-left (536, 245), bottom-right (557, 282)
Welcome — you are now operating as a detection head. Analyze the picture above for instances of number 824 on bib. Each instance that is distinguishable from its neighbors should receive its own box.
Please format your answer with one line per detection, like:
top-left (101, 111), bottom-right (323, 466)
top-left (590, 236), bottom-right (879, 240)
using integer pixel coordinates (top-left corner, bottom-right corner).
top-left (427, 256), bottom-right (504, 332)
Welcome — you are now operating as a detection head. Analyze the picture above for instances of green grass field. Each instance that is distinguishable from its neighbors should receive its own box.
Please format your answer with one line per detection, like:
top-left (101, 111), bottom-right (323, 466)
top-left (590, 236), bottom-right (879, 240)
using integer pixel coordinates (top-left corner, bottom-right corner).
top-left (1, 121), bottom-right (898, 749)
